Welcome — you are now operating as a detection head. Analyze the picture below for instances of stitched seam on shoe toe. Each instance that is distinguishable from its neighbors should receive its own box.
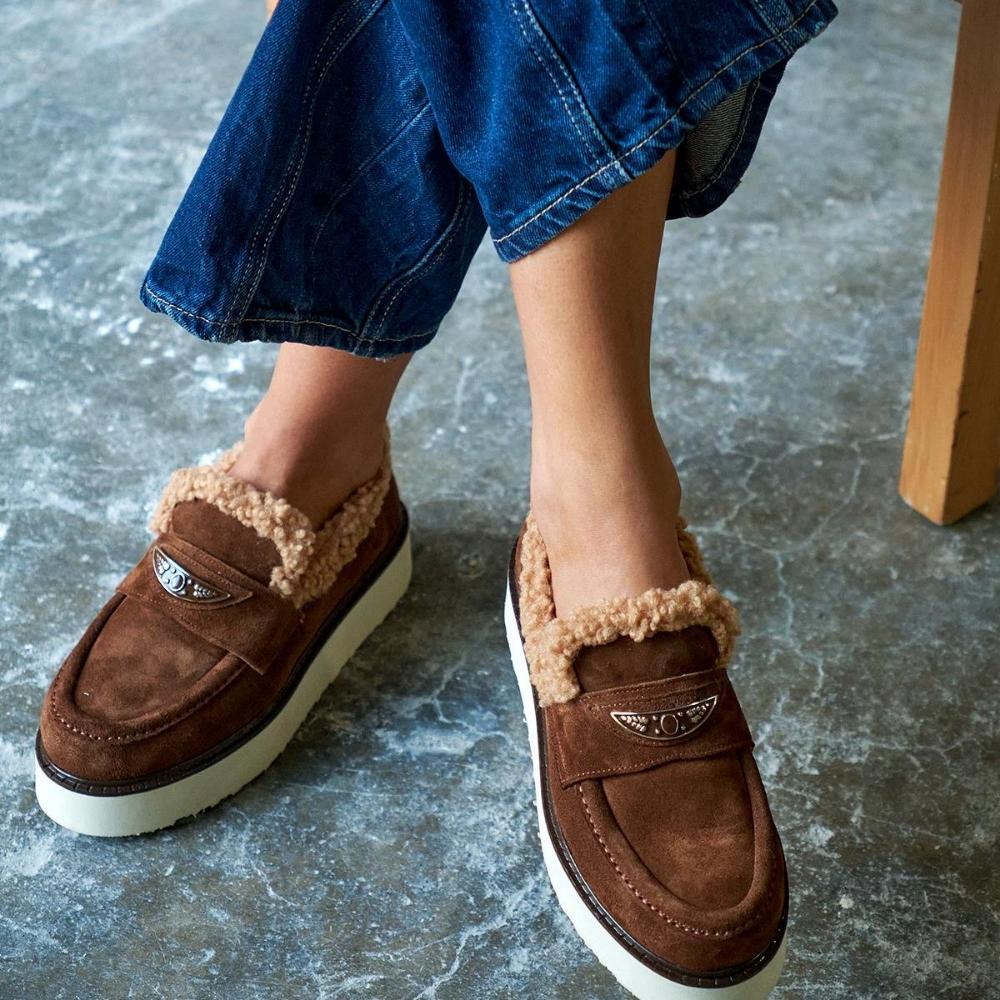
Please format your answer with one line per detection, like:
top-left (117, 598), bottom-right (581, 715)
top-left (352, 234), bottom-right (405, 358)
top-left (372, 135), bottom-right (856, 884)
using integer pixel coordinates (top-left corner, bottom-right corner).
top-left (48, 663), bottom-right (244, 744)
top-left (576, 784), bottom-right (775, 938)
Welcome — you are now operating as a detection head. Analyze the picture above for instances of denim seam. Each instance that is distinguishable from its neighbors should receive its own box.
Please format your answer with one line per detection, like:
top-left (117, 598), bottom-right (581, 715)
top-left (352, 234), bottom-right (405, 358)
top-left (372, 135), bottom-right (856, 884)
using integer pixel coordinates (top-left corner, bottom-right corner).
top-left (226, 0), bottom-right (386, 326)
top-left (509, 0), bottom-right (595, 161)
top-left (247, 319), bottom-right (435, 347)
top-left (635, 0), bottom-right (695, 94)
top-left (143, 282), bottom-right (438, 349)
top-left (492, 0), bottom-right (826, 249)
top-left (307, 99), bottom-right (433, 267)
top-left (509, 0), bottom-right (612, 170)
top-left (749, 1), bottom-right (798, 56)
top-left (682, 76), bottom-right (762, 200)
top-left (363, 181), bottom-right (473, 341)
top-left (142, 285), bottom-right (242, 327)
top-left (238, 0), bottom-right (387, 321)
top-left (223, 0), bottom-right (365, 324)
top-left (252, 321), bottom-right (437, 351)
top-left (143, 283), bottom-right (356, 335)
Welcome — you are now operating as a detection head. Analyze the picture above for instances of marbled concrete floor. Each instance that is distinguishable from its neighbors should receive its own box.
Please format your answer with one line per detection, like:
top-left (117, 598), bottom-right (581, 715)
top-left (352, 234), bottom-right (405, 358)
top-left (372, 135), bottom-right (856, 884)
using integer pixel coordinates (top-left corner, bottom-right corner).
top-left (2, 1), bottom-right (998, 997)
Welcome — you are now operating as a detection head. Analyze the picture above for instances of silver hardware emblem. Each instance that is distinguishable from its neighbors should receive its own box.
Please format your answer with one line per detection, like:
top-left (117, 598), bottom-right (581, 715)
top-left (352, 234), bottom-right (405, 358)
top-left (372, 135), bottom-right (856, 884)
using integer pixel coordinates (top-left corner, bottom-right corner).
top-left (610, 695), bottom-right (718, 742)
top-left (153, 547), bottom-right (230, 604)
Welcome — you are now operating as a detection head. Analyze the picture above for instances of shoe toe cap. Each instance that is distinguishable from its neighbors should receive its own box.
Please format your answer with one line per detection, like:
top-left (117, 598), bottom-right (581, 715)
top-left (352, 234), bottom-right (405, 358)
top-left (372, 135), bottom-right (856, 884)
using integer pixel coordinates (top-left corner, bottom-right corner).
top-left (558, 754), bottom-right (787, 978)
top-left (38, 593), bottom-right (240, 786)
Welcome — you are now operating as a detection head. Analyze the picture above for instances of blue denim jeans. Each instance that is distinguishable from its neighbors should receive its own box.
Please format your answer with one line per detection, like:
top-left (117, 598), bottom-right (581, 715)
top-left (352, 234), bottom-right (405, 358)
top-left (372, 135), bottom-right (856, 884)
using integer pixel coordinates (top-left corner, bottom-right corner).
top-left (141, 0), bottom-right (837, 358)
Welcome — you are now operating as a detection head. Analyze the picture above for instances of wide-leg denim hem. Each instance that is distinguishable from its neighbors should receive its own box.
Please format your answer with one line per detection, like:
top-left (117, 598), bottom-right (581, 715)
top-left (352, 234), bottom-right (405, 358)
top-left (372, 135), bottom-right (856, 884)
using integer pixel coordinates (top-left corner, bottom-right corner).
top-left (490, 0), bottom-right (839, 263)
top-left (139, 0), bottom-right (838, 354)
top-left (139, 281), bottom-right (438, 359)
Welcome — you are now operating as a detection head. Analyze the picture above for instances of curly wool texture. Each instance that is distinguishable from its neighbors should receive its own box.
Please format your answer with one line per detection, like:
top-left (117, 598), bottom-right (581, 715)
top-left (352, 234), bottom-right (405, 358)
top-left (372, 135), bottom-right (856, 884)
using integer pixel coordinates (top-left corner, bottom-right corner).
top-left (290, 452), bottom-right (391, 607)
top-left (518, 513), bottom-right (741, 707)
top-left (150, 433), bottom-right (391, 609)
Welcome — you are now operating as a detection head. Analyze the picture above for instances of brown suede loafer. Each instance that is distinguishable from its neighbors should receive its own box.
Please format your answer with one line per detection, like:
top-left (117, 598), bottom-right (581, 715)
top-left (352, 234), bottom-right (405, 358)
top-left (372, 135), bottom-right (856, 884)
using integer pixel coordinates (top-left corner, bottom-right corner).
top-left (35, 433), bottom-right (410, 836)
top-left (505, 515), bottom-right (787, 999)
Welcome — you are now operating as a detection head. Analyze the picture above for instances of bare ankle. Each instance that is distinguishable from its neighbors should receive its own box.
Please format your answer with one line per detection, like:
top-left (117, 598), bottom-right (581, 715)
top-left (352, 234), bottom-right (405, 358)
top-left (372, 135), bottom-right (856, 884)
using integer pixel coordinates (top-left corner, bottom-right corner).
top-left (530, 439), bottom-right (688, 615)
top-left (231, 412), bottom-right (385, 527)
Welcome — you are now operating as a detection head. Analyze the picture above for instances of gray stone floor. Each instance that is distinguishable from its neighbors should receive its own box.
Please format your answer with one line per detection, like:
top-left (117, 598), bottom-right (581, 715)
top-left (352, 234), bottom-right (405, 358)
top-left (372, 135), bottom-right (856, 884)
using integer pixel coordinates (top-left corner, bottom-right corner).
top-left (2, 1), bottom-right (998, 997)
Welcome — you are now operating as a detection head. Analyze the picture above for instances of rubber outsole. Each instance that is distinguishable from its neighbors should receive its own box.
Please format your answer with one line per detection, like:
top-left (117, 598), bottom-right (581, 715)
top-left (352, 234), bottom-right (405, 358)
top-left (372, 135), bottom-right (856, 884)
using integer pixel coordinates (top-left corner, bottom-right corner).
top-left (35, 529), bottom-right (412, 837)
top-left (504, 582), bottom-right (787, 999)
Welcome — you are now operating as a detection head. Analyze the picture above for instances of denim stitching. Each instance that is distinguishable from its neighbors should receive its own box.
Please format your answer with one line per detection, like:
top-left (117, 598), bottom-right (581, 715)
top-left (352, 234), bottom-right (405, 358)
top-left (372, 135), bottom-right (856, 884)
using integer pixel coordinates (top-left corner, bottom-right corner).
top-left (307, 100), bottom-right (432, 267)
top-left (493, 0), bottom-right (826, 248)
top-left (250, 318), bottom-right (435, 347)
top-left (144, 282), bottom-right (436, 346)
top-left (227, 0), bottom-right (384, 325)
top-left (143, 283), bottom-right (355, 335)
top-left (749, 0), bottom-right (798, 57)
top-left (370, 190), bottom-right (469, 339)
top-left (521, 0), bottom-right (621, 168)
top-left (636, 0), bottom-right (695, 93)
top-left (352, 325), bottom-right (436, 346)
top-left (375, 185), bottom-right (470, 335)
top-left (249, 315), bottom-right (433, 345)
top-left (235, 0), bottom-right (386, 322)
top-left (143, 285), bottom-right (240, 326)
top-left (248, 316), bottom-right (364, 334)
top-left (509, 0), bottom-right (603, 166)
top-left (224, 0), bottom-right (365, 325)
top-left (364, 182), bottom-right (472, 340)
top-left (362, 180), bottom-right (468, 330)
top-left (682, 76), bottom-right (761, 200)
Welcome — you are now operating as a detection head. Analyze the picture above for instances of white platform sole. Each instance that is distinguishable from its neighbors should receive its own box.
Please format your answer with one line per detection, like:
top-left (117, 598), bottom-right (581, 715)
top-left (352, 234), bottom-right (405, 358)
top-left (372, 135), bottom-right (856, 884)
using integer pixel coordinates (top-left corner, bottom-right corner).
top-left (35, 529), bottom-right (413, 838)
top-left (504, 582), bottom-right (787, 999)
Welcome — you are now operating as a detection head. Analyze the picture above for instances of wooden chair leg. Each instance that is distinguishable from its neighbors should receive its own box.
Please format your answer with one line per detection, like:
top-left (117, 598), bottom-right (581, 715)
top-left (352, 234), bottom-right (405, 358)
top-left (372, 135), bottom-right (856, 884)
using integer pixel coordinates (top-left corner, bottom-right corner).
top-left (899, 0), bottom-right (1000, 525)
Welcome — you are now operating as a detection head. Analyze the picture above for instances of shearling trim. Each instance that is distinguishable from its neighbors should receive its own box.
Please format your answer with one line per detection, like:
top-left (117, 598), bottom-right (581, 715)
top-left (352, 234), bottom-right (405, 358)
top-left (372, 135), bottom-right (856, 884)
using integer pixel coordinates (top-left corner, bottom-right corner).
top-left (150, 442), bottom-right (315, 592)
top-left (290, 449), bottom-right (391, 607)
top-left (675, 514), bottom-right (711, 585)
top-left (518, 514), bottom-right (741, 707)
top-left (150, 430), bottom-right (392, 608)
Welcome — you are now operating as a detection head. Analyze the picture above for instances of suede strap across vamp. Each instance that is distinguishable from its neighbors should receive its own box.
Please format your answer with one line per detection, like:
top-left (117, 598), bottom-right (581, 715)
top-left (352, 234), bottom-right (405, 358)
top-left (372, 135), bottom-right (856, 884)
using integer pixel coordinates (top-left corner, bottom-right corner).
top-left (117, 534), bottom-right (301, 676)
top-left (546, 668), bottom-right (754, 788)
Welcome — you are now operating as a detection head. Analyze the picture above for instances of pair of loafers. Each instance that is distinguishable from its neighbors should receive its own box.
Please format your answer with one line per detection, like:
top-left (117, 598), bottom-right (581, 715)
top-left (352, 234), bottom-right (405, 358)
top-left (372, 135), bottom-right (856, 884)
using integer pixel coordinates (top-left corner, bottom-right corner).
top-left (36, 438), bottom-right (787, 999)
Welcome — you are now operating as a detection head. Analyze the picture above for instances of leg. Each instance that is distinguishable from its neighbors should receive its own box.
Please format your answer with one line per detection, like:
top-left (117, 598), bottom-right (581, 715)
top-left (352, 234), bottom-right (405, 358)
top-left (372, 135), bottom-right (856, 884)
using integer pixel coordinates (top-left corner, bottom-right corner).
top-left (229, 344), bottom-right (410, 526)
top-left (899, 0), bottom-right (1000, 525)
top-left (510, 149), bottom-right (685, 615)
top-left (506, 150), bottom-right (789, 997)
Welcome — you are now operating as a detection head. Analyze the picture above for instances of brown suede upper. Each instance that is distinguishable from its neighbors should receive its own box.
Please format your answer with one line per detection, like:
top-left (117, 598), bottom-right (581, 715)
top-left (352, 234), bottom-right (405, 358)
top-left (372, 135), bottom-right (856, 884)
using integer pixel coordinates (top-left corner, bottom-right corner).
top-left (38, 480), bottom-right (406, 790)
top-left (512, 531), bottom-right (787, 983)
